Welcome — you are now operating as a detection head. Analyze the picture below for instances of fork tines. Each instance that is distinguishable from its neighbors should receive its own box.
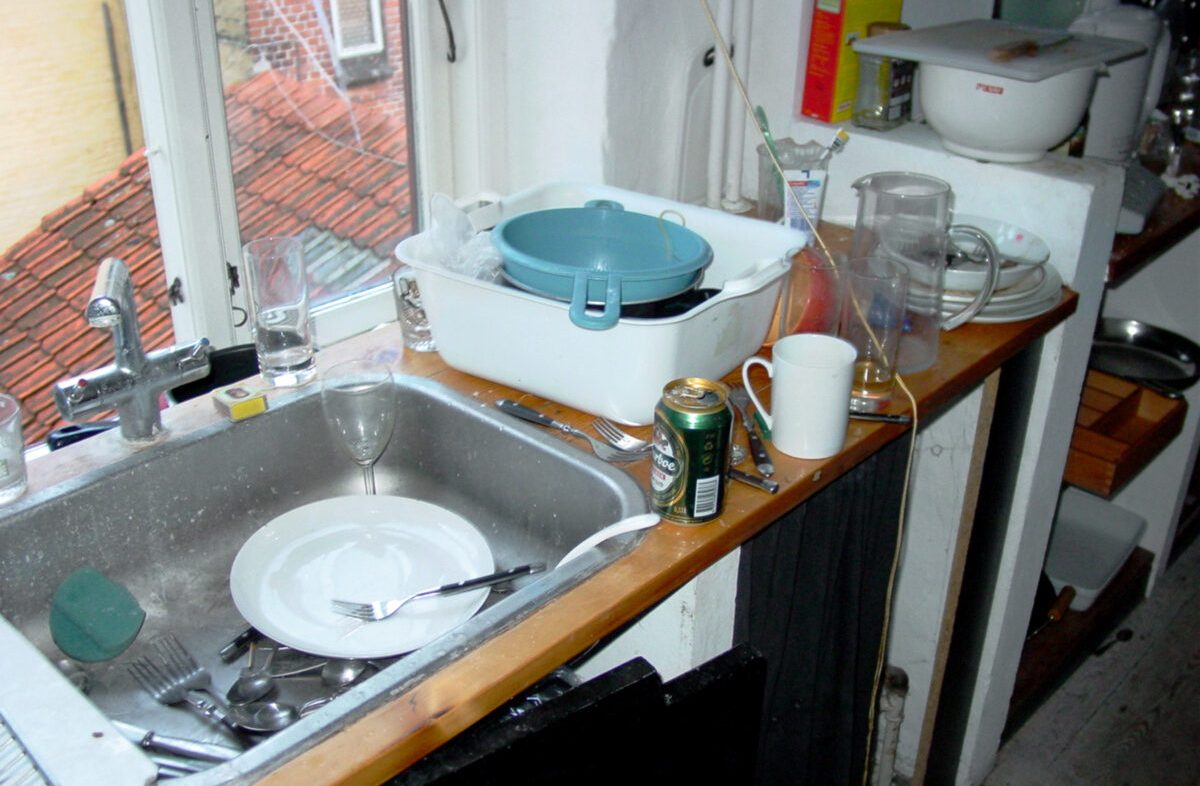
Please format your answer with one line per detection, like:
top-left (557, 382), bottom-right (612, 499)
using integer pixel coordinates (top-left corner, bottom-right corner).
top-left (152, 632), bottom-right (201, 676)
top-left (591, 418), bottom-right (651, 453)
top-left (593, 418), bottom-right (624, 443)
top-left (127, 633), bottom-right (204, 703)
top-left (329, 599), bottom-right (378, 620)
top-left (127, 656), bottom-right (174, 700)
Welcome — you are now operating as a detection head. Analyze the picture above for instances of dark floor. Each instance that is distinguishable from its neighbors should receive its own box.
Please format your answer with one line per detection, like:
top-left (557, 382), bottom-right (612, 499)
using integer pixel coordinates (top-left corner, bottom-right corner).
top-left (986, 532), bottom-right (1200, 786)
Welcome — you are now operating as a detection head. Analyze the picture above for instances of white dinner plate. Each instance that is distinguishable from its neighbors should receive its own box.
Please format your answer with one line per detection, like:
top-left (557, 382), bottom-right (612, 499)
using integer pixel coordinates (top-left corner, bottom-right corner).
top-left (943, 265), bottom-right (1063, 324)
top-left (230, 495), bottom-right (494, 658)
top-left (944, 265), bottom-right (1047, 306)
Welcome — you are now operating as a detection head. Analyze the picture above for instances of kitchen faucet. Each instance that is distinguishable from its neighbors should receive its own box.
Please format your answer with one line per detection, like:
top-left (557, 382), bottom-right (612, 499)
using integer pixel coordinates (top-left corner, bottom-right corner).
top-left (53, 257), bottom-right (212, 442)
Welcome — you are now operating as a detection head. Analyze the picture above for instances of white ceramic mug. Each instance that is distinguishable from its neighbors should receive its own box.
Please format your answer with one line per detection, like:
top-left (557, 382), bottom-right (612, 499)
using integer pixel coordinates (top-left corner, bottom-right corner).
top-left (740, 333), bottom-right (857, 460)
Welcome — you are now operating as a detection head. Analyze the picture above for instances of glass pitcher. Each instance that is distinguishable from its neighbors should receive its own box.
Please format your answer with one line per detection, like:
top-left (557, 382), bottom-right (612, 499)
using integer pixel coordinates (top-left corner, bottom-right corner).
top-left (850, 172), bottom-right (999, 373)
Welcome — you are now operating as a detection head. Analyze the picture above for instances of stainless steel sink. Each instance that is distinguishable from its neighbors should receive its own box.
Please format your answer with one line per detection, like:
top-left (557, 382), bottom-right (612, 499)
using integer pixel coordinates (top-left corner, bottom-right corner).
top-left (0, 375), bottom-right (649, 783)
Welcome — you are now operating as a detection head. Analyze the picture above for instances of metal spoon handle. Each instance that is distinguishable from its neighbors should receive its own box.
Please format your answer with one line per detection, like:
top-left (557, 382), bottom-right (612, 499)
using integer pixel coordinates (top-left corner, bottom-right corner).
top-left (415, 563), bottom-right (546, 600)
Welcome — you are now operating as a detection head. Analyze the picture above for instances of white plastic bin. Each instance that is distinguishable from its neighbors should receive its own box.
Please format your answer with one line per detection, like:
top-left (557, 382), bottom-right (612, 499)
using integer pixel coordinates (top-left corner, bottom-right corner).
top-left (1044, 486), bottom-right (1147, 611)
top-left (396, 182), bottom-right (807, 424)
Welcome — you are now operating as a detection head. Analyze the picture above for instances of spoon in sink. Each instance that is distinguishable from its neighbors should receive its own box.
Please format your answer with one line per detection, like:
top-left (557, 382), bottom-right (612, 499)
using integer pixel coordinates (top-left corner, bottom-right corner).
top-left (320, 658), bottom-right (374, 689)
top-left (556, 513), bottom-right (660, 569)
top-left (226, 643), bottom-right (277, 706)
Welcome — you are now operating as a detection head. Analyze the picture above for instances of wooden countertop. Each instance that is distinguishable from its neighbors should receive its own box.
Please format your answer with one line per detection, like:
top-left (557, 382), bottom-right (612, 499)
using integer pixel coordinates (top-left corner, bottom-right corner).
top-left (1108, 144), bottom-right (1200, 285)
top-left (256, 287), bottom-right (1078, 784)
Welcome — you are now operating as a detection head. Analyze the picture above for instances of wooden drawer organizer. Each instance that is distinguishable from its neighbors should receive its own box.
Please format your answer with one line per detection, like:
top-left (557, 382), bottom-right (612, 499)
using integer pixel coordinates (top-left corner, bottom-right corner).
top-left (1064, 370), bottom-right (1188, 497)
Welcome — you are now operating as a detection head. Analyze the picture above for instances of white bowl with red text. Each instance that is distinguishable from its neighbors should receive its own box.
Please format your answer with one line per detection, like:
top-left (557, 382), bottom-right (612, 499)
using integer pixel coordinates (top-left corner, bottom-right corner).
top-left (918, 63), bottom-right (1099, 163)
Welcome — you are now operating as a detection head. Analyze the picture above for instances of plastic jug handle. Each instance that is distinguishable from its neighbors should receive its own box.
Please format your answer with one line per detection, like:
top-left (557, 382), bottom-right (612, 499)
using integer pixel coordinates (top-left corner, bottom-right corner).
top-left (942, 225), bottom-right (1000, 331)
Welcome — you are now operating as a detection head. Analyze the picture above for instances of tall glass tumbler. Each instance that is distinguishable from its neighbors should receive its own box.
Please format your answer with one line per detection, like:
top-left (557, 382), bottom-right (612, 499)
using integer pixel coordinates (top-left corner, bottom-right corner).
top-left (243, 236), bottom-right (316, 387)
top-left (840, 257), bottom-right (909, 413)
top-left (0, 394), bottom-right (28, 504)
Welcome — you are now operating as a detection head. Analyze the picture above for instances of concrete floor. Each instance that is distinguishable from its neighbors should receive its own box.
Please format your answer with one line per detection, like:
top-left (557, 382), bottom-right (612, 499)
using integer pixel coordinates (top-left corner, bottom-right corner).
top-left (986, 532), bottom-right (1200, 786)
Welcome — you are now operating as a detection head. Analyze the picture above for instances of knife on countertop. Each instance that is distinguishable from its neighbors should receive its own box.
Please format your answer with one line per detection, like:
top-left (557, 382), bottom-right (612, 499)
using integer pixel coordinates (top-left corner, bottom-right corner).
top-left (727, 384), bottom-right (774, 478)
top-left (729, 467), bottom-right (779, 494)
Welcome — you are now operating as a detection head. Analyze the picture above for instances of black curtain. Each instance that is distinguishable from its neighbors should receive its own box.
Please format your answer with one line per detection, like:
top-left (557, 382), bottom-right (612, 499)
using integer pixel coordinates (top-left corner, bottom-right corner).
top-left (735, 435), bottom-right (910, 786)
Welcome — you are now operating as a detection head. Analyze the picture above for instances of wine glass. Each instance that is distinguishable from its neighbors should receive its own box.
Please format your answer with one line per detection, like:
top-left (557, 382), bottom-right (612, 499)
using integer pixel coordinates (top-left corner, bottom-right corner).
top-left (321, 359), bottom-right (396, 494)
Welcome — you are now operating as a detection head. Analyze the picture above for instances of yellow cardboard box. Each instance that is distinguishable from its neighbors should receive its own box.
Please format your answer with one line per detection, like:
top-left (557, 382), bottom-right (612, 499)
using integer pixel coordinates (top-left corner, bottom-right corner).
top-left (799, 0), bottom-right (904, 123)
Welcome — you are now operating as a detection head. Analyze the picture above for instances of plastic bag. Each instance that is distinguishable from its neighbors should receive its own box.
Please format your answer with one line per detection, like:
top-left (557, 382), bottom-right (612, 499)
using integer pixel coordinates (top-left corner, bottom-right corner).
top-left (416, 193), bottom-right (503, 281)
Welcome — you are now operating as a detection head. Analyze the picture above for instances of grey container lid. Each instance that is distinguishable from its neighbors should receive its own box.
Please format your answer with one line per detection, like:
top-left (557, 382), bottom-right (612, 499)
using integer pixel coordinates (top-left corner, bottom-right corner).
top-left (852, 19), bottom-right (1145, 82)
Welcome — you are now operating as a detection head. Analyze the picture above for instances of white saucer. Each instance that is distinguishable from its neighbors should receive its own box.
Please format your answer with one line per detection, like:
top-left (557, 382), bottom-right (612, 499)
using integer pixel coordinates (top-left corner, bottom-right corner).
top-left (230, 495), bottom-right (493, 658)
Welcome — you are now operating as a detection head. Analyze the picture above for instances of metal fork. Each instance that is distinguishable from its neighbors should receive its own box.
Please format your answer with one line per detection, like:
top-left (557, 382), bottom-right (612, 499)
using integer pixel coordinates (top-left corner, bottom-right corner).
top-left (591, 418), bottom-right (652, 453)
top-left (331, 562), bottom-right (546, 622)
top-left (495, 400), bottom-right (643, 463)
top-left (128, 633), bottom-right (233, 729)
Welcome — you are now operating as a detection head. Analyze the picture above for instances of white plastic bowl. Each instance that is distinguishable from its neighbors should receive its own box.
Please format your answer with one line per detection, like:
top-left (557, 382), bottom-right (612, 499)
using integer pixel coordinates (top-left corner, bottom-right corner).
top-left (918, 63), bottom-right (1099, 163)
top-left (946, 214), bottom-right (1050, 292)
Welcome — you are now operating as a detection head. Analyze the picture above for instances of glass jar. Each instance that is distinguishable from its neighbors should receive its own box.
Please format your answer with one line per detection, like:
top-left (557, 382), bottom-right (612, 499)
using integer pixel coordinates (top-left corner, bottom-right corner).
top-left (852, 52), bottom-right (914, 131)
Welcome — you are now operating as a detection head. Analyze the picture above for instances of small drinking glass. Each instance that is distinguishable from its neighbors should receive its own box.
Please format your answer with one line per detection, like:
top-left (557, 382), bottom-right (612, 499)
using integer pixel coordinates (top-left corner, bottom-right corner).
top-left (321, 360), bottom-right (397, 495)
top-left (0, 394), bottom-right (28, 504)
top-left (392, 267), bottom-right (436, 352)
top-left (840, 256), bottom-right (909, 413)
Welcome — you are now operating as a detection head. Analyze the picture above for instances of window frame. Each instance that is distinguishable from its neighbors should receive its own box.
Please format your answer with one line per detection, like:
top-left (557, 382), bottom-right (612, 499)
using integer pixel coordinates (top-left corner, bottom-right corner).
top-left (123, 0), bottom-right (470, 351)
top-left (331, 0), bottom-right (386, 59)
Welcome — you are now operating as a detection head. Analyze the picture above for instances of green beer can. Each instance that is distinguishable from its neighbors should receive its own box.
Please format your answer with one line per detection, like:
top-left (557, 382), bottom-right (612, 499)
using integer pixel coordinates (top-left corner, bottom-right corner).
top-left (651, 377), bottom-right (733, 524)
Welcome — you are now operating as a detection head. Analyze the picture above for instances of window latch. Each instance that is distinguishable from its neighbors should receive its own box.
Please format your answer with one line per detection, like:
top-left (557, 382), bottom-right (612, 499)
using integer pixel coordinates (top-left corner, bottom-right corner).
top-left (227, 262), bottom-right (248, 328)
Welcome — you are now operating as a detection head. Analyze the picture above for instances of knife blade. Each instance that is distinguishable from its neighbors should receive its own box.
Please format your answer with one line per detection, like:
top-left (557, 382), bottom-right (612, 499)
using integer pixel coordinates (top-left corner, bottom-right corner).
top-left (728, 384), bottom-right (774, 477)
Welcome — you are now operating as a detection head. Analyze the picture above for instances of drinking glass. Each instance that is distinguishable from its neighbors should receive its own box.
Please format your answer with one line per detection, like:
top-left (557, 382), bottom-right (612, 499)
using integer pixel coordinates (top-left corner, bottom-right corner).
top-left (392, 266), bottom-right (436, 352)
top-left (243, 236), bottom-right (316, 387)
top-left (839, 256), bottom-right (909, 413)
top-left (321, 360), bottom-right (396, 495)
top-left (0, 394), bottom-right (27, 504)
top-left (771, 246), bottom-right (845, 343)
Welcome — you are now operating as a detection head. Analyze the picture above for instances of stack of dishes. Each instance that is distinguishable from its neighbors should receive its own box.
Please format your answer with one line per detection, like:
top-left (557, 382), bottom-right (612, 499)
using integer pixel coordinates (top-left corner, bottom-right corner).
top-left (941, 214), bottom-right (1061, 324)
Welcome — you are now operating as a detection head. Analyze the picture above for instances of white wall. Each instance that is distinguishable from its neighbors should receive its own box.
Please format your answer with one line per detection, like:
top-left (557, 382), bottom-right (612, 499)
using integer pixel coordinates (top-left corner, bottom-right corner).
top-left (477, 0), bottom-right (994, 200)
top-left (497, 1), bottom-right (615, 191)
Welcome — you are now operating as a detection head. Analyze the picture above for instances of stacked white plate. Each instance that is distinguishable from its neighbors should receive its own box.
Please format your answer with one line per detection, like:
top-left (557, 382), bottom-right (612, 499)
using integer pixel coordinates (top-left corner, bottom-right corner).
top-left (943, 264), bottom-right (1063, 324)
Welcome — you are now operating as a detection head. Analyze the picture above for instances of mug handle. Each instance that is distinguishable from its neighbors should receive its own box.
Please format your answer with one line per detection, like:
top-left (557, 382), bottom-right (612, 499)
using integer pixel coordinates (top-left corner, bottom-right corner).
top-left (741, 357), bottom-right (774, 431)
top-left (942, 225), bottom-right (1000, 331)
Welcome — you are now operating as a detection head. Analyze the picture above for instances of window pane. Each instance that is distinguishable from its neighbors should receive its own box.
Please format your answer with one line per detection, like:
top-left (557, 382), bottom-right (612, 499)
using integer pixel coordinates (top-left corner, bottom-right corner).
top-left (220, 0), bottom-right (416, 310)
top-left (0, 0), bottom-right (173, 447)
top-left (333, 0), bottom-right (379, 51)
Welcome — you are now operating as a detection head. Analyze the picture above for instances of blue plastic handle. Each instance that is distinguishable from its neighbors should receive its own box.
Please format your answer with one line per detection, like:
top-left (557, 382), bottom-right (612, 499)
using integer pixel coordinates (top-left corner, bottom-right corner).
top-left (568, 273), bottom-right (623, 330)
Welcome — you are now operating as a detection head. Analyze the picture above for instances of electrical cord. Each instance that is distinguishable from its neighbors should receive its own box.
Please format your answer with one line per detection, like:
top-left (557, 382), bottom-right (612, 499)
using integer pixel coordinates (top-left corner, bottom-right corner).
top-left (696, 4), bottom-right (920, 785)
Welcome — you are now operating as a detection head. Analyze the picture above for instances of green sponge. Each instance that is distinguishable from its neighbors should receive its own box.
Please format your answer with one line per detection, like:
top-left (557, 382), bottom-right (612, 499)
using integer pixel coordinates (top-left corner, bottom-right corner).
top-left (49, 567), bottom-right (145, 662)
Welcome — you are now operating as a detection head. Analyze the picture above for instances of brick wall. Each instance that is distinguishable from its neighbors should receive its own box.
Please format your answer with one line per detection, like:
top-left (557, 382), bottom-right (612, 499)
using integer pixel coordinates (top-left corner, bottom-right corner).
top-left (245, 0), bottom-right (408, 118)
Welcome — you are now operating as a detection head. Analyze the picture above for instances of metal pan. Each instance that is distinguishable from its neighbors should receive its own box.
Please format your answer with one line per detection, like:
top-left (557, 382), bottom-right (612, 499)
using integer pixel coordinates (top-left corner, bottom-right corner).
top-left (1088, 318), bottom-right (1200, 396)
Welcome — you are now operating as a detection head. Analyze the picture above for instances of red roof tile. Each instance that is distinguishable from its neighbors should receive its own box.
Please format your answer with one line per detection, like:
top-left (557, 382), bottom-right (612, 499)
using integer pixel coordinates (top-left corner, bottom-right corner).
top-left (1, 70), bottom-right (414, 445)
